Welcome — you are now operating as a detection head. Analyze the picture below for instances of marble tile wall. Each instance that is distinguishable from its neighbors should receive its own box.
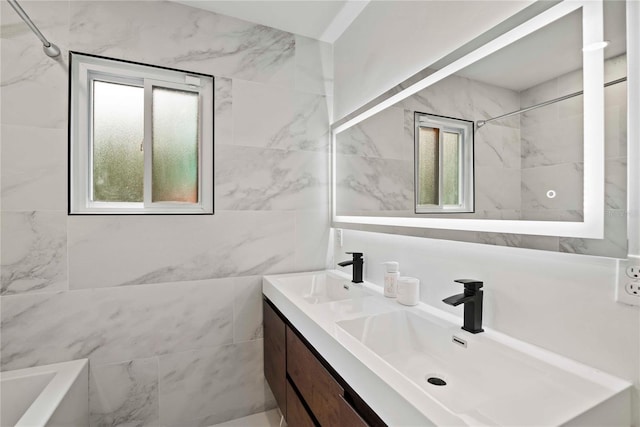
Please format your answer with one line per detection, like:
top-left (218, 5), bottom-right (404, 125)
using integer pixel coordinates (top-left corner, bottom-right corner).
top-left (334, 57), bottom-right (628, 257)
top-left (520, 55), bottom-right (628, 257)
top-left (0, 1), bottom-right (332, 426)
top-left (335, 73), bottom-right (522, 219)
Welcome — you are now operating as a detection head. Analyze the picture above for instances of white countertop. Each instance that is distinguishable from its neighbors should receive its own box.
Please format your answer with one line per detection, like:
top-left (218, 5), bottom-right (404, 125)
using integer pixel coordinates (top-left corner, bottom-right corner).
top-left (263, 270), bottom-right (632, 427)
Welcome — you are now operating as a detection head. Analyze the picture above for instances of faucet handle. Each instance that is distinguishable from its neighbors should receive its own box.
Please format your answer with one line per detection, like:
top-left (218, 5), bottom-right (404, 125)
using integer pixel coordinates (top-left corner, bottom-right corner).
top-left (454, 279), bottom-right (483, 291)
top-left (345, 252), bottom-right (363, 259)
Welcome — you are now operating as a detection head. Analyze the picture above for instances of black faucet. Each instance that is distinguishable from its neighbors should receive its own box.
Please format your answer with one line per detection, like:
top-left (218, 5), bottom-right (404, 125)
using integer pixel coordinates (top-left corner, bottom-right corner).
top-left (443, 279), bottom-right (484, 334)
top-left (337, 252), bottom-right (364, 283)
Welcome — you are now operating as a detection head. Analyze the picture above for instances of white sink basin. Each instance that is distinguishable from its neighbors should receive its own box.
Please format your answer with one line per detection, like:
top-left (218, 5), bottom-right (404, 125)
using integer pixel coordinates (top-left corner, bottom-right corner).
top-left (337, 310), bottom-right (631, 426)
top-left (264, 270), bottom-right (632, 426)
top-left (269, 271), bottom-right (368, 304)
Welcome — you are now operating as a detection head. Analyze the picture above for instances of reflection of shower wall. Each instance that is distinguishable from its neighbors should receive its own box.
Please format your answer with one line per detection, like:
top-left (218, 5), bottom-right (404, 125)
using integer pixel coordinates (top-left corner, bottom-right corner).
top-left (336, 73), bottom-right (522, 218)
top-left (519, 64), bottom-right (586, 221)
top-left (335, 106), bottom-right (414, 216)
top-left (520, 54), bottom-right (627, 257)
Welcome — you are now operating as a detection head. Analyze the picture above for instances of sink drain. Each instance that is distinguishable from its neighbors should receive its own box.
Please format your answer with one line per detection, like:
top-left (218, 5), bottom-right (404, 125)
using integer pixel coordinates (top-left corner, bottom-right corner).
top-left (426, 376), bottom-right (447, 386)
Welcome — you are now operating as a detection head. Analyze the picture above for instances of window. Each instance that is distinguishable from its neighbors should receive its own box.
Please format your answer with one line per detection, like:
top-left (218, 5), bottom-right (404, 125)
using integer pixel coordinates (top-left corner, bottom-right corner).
top-left (69, 52), bottom-right (213, 214)
top-left (414, 113), bottom-right (474, 213)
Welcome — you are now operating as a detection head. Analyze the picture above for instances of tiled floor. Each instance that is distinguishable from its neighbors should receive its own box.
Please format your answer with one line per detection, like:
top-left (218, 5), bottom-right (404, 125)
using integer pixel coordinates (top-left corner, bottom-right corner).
top-left (210, 409), bottom-right (283, 427)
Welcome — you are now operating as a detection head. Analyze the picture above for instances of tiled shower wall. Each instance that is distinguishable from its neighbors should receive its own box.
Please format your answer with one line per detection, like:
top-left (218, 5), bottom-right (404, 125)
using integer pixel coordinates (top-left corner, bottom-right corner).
top-left (520, 54), bottom-right (628, 257)
top-left (335, 72), bottom-right (521, 220)
top-left (0, 1), bottom-right (332, 426)
top-left (334, 57), bottom-right (628, 256)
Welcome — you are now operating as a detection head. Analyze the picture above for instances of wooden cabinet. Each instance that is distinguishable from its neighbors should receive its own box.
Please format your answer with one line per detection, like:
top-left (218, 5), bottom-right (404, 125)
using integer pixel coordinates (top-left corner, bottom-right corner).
top-left (286, 380), bottom-right (315, 427)
top-left (263, 297), bottom-right (385, 427)
top-left (339, 395), bottom-right (369, 427)
top-left (287, 327), bottom-right (343, 426)
top-left (263, 299), bottom-right (287, 417)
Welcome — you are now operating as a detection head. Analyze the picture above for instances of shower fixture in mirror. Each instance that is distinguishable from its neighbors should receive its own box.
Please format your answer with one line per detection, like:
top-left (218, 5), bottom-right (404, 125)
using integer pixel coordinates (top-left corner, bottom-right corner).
top-left (333, 0), bottom-right (628, 250)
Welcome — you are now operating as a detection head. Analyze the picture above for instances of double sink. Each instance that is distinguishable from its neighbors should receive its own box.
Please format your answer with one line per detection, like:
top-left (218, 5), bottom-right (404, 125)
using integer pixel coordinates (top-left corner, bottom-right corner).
top-left (263, 270), bottom-right (632, 426)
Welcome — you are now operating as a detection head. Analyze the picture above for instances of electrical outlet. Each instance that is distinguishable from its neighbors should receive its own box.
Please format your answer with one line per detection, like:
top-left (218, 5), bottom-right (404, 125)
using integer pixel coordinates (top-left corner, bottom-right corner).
top-left (616, 257), bottom-right (640, 306)
top-left (626, 266), bottom-right (640, 279)
top-left (625, 282), bottom-right (640, 296)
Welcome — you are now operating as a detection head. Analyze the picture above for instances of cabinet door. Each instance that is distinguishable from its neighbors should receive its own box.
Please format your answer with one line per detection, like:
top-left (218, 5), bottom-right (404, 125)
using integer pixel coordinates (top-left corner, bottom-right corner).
top-left (263, 299), bottom-right (287, 416)
top-left (287, 328), bottom-right (343, 426)
top-left (286, 380), bottom-right (316, 427)
top-left (340, 395), bottom-right (369, 427)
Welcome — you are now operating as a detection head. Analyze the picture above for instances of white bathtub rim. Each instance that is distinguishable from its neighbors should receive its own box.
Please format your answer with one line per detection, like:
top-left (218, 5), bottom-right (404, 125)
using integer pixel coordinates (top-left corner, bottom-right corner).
top-left (1, 359), bottom-right (88, 427)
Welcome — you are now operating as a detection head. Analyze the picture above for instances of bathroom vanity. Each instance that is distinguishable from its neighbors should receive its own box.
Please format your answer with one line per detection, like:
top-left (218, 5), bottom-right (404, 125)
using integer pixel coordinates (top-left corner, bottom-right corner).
top-left (264, 298), bottom-right (382, 426)
top-left (263, 270), bottom-right (632, 426)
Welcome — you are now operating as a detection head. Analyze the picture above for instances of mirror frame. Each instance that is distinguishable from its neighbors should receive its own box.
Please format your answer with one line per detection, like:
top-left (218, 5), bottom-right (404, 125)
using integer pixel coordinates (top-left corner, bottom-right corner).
top-left (332, 0), bottom-right (605, 238)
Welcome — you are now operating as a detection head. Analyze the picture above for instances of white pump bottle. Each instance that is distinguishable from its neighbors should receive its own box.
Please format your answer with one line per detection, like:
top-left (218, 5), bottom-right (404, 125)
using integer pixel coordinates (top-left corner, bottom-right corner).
top-left (382, 262), bottom-right (400, 297)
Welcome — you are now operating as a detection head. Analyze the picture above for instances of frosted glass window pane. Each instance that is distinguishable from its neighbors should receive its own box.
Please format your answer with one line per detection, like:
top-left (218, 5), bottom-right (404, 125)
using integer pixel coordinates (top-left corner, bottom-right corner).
top-left (418, 127), bottom-right (439, 205)
top-left (92, 81), bottom-right (144, 202)
top-left (152, 87), bottom-right (199, 203)
top-left (442, 131), bottom-right (460, 205)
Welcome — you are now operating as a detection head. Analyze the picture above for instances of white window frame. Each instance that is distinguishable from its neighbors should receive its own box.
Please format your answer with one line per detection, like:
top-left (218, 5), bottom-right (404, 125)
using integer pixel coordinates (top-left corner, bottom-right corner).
top-left (414, 113), bottom-right (474, 213)
top-left (69, 52), bottom-right (214, 215)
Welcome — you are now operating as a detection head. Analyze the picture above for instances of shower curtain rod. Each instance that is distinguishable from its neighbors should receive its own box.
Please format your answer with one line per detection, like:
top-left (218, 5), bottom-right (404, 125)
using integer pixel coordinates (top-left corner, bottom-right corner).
top-left (476, 76), bottom-right (627, 127)
top-left (7, 0), bottom-right (60, 58)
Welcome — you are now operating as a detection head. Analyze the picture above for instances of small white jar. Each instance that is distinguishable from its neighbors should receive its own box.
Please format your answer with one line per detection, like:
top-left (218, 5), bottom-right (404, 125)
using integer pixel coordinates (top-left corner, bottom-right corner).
top-left (397, 277), bottom-right (420, 306)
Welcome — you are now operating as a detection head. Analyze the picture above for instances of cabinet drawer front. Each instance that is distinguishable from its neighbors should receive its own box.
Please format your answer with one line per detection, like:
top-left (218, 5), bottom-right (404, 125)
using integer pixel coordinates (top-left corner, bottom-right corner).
top-left (264, 300), bottom-right (287, 415)
top-left (287, 380), bottom-right (316, 427)
top-left (287, 328), bottom-right (343, 427)
top-left (340, 395), bottom-right (369, 427)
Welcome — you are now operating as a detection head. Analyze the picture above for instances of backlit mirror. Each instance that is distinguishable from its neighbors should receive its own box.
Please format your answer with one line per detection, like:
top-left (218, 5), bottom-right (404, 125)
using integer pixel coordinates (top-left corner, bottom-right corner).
top-left (332, 0), bottom-right (628, 257)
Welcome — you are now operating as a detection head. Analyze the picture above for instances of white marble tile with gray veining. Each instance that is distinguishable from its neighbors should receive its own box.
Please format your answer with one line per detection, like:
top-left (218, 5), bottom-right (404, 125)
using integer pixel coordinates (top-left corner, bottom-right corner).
top-left (469, 79), bottom-right (521, 129)
top-left (336, 107), bottom-right (405, 159)
top-left (520, 78), bottom-right (559, 110)
top-left (90, 358), bottom-right (159, 427)
top-left (520, 235), bottom-right (561, 252)
top-left (68, 212), bottom-right (295, 288)
top-left (557, 92), bottom-right (583, 121)
top-left (215, 77), bottom-right (233, 146)
top-left (1, 212), bottom-right (67, 295)
top-left (521, 114), bottom-right (583, 168)
top-left (1, 125), bottom-right (67, 211)
top-left (1, 42), bottom-right (69, 129)
top-left (1, 0), bottom-right (68, 41)
top-left (474, 166), bottom-right (521, 211)
top-left (476, 233), bottom-right (523, 248)
top-left (233, 79), bottom-right (329, 152)
top-left (69, 1), bottom-right (143, 60)
top-left (399, 74), bottom-right (475, 121)
top-left (1, 1), bottom-right (69, 128)
top-left (158, 340), bottom-right (274, 427)
top-left (295, 209), bottom-right (331, 272)
top-left (604, 76), bottom-right (627, 160)
top-left (336, 155), bottom-right (413, 215)
top-left (1, 278), bottom-right (235, 370)
top-left (560, 209), bottom-right (628, 258)
top-left (556, 67), bottom-right (583, 97)
top-left (521, 162), bottom-right (583, 211)
top-left (604, 103), bottom-right (627, 160)
top-left (604, 54), bottom-right (627, 83)
top-left (605, 158), bottom-right (627, 211)
top-left (475, 124), bottom-right (521, 169)
top-left (215, 145), bottom-right (328, 210)
top-left (295, 35), bottom-right (333, 96)
top-left (233, 276), bottom-right (263, 343)
top-left (403, 109), bottom-right (416, 161)
top-left (70, 1), bottom-right (294, 85)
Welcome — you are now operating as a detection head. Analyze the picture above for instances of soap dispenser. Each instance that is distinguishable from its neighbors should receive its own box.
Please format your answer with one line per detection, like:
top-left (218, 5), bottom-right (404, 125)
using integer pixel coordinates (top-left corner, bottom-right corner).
top-left (382, 262), bottom-right (400, 297)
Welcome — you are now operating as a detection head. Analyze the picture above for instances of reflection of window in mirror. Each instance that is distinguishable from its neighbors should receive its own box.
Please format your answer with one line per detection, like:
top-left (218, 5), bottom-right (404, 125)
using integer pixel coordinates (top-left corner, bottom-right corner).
top-left (414, 113), bottom-right (474, 213)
